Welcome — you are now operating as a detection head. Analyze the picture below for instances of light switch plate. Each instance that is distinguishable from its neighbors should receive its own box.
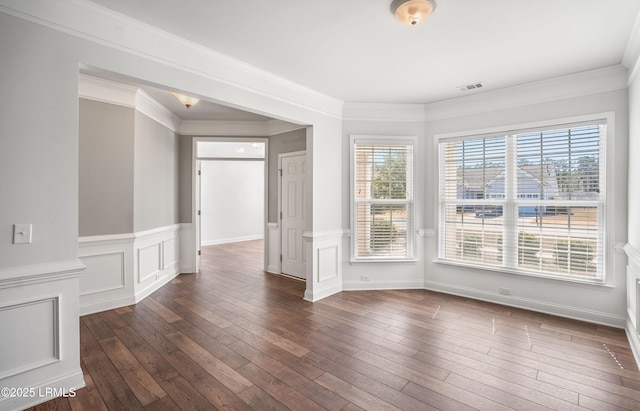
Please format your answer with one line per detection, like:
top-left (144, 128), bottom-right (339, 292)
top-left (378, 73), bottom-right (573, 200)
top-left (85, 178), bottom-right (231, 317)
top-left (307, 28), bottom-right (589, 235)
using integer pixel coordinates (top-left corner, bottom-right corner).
top-left (13, 224), bottom-right (32, 244)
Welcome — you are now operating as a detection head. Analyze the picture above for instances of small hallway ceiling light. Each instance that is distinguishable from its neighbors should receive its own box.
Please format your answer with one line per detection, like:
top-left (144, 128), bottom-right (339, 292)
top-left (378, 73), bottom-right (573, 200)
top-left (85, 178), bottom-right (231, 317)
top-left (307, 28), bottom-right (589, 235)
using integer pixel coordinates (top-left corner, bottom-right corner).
top-left (171, 92), bottom-right (200, 109)
top-left (391, 0), bottom-right (436, 26)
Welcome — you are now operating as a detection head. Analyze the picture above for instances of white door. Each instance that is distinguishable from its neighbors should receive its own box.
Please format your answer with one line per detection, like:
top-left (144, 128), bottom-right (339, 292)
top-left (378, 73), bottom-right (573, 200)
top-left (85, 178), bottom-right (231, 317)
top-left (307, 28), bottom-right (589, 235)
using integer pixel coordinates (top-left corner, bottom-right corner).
top-left (280, 153), bottom-right (306, 279)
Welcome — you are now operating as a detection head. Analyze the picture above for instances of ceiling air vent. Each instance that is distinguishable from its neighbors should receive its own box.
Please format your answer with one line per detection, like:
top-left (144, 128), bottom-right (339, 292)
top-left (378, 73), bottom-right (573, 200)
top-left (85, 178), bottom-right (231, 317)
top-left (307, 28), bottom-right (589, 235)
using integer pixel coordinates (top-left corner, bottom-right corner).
top-left (457, 82), bottom-right (484, 92)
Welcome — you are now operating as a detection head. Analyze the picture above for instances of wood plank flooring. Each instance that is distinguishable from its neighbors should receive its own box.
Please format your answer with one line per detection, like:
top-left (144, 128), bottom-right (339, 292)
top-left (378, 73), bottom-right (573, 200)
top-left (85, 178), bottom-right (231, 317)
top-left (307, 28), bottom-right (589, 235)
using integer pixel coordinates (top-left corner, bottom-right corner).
top-left (30, 239), bottom-right (640, 410)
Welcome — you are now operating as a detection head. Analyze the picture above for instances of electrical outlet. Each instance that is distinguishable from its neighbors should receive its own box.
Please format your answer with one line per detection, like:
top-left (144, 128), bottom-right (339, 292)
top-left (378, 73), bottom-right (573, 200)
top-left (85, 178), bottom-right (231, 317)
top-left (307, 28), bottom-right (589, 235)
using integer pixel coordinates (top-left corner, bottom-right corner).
top-left (361, 275), bottom-right (370, 282)
top-left (499, 287), bottom-right (512, 296)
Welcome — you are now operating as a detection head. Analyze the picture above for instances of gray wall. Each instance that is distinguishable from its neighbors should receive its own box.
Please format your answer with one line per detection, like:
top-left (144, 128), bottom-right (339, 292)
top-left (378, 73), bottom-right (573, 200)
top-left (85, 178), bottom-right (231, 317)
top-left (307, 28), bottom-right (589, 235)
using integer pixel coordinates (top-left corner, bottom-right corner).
top-left (133, 111), bottom-right (179, 232)
top-left (178, 136), bottom-right (193, 224)
top-left (79, 99), bottom-right (135, 236)
top-left (79, 100), bottom-right (179, 235)
top-left (268, 129), bottom-right (306, 222)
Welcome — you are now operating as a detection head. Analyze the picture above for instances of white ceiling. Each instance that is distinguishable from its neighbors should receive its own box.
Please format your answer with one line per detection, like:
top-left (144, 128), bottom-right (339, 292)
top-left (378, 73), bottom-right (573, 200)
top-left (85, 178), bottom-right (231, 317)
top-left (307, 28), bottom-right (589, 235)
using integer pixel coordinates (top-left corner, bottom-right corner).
top-left (88, 0), bottom-right (640, 105)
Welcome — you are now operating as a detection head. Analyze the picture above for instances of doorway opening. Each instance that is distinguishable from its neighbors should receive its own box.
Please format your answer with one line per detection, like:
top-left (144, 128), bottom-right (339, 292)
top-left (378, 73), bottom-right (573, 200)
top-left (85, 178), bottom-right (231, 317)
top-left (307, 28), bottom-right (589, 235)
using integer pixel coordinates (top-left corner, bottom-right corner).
top-left (194, 138), bottom-right (268, 273)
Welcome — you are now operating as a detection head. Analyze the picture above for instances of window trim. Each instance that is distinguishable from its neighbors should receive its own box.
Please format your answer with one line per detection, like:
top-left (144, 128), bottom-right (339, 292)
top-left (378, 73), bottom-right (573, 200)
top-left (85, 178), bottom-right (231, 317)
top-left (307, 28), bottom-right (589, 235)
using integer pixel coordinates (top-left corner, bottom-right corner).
top-left (434, 112), bottom-right (615, 285)
top-left (350, 135), bottom-right (417, 262)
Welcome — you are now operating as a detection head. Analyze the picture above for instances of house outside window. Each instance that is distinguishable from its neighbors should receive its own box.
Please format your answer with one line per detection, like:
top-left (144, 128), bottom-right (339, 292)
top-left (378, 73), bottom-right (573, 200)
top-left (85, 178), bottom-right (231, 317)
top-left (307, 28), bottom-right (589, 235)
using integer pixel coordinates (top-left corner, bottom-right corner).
top-left (438, 116), bottom-right (608, 282)
top-left (351, 136), bottom-right (415, 261)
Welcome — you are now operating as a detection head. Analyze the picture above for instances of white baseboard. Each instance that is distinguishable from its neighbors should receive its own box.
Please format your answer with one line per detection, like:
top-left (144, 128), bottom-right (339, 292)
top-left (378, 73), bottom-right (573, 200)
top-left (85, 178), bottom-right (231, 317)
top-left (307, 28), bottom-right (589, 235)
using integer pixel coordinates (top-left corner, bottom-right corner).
top-left (626, 318), bottom-right (640, 369)
top-left (135, 266), bottom-right (180, 303)
top-left (1, 369), bottom-right (85, 411)
top-left (201, 234), bottom-right (263, 246)
top-left (80, 296), bottom-right (137, 316)
top-left (304, 284), bottom-right (342, 302)
top-left (424, 279), bottom-right (626, 328)
top-left (342, 280), bottom-right (425, 291)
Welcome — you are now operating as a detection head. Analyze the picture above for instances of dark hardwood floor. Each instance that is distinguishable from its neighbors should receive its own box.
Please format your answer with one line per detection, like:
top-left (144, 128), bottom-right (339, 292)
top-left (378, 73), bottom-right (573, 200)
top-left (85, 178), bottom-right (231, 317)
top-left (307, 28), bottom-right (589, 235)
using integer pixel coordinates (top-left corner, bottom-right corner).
top-left (30, 239), bottom-right (640, 410)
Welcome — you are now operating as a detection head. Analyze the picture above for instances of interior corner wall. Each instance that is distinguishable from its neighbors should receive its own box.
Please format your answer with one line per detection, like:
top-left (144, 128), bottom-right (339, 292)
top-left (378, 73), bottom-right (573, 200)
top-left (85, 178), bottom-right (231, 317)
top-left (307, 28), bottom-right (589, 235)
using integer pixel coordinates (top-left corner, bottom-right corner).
top-left (133, 111), bottom-right (180, 232)
top-left (424, 88), bottom-right (629, 327)
top-left (79, 98), bottom-right (135, 236)
top-left (268, 129), bottom-right (307, 223)
top-left (340, 117), bottom-right (427, 290)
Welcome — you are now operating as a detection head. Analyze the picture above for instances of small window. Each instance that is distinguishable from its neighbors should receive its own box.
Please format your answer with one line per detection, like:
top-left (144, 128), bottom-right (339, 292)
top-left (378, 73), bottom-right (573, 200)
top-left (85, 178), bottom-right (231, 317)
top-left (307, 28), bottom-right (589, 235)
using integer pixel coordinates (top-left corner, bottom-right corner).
top-left (351, 136), bottom-right (415, 261)
top-left (438, 119), bottom-right (606, 282)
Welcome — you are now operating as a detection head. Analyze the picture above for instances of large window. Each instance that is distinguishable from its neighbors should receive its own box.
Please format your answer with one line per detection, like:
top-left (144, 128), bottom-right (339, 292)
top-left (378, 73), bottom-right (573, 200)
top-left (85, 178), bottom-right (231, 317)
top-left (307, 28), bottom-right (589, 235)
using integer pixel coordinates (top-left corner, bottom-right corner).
top-left (438, 119), bottom-right (606, 282)
top-left (352, 136), bottom-right (415, 261)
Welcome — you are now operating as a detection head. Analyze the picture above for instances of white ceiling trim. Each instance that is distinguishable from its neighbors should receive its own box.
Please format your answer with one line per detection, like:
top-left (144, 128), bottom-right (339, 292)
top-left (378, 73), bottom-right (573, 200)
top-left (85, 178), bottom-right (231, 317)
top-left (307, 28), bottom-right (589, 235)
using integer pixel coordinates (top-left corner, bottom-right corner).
top-left (79, 73), bottom-right (137, 108)
top-left (0, 0), bottom-right (344, 119)
top-left (135, 90), bottom-right (181, 133)
top-left (623, 10), bottom-right (640, 84)
top-left (267, 120), bottom-right (306, 136)
top-left (180, 120), bottom-right (269, 137)
top-left (80, 73), bottom-right (305, 136)
top-left (79, 74), bottom-right (181, 133)
top-left (342, 103), bottom-right (426, 122)
top-left (425, 65), bottom-right (628, 122)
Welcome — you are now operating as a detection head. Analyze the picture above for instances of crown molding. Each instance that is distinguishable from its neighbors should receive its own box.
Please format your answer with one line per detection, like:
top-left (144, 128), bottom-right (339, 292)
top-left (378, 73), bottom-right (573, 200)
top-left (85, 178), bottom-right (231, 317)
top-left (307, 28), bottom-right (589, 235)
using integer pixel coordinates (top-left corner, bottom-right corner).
top-left (79, 74), bottom-right (181, 132)
top-left (342, 103), bottom-right (426, 122)
top-left (425, 65), bottom-right (629, 122)
top-left (623, 10), bottom-right (640, 84)
top-left (78, 73), bottom-right (137, 108)
top-left (267, 119), bottom-right (306, 136)
top-left (179, 120), bottom-right (269, 136)
top-left (0, 0), bottom-right (343, 120)
top-left (135, 90), bottom-right (181, 133)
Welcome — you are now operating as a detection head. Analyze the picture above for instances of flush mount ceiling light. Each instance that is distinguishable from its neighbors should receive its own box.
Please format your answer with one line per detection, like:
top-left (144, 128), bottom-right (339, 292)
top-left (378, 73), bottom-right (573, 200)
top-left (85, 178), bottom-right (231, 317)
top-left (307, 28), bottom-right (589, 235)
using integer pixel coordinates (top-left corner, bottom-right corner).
top-left (391, 0), bottom-right (436, 26)
top-left (171, 92), bottom-right (200, 109)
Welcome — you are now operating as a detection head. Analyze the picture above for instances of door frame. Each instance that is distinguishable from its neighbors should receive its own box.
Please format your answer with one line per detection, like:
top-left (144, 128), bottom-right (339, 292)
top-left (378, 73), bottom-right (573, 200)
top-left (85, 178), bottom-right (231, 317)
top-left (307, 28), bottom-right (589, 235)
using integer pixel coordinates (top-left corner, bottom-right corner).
top-left (192, 137), bottom-right (269, 273)
top-left (277, 150), bottom-right (307, 277)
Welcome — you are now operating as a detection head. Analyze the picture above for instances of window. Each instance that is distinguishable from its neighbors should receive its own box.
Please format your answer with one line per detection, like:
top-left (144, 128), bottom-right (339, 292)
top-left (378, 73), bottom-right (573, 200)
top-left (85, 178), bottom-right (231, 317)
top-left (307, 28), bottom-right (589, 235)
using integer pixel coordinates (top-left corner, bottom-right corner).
top-left (352, 136), bottom-right (415, 260)
top-left (438, 119), bottom-right (606, 282)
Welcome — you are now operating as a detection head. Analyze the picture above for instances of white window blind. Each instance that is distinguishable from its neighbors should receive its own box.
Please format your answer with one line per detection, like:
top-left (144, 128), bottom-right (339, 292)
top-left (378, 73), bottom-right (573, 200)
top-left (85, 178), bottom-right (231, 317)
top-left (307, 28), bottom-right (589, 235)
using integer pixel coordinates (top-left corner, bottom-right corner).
top-left (438, 121), bottom-right (605, 281)
top-left (352, 138), bottom-right (414, 260)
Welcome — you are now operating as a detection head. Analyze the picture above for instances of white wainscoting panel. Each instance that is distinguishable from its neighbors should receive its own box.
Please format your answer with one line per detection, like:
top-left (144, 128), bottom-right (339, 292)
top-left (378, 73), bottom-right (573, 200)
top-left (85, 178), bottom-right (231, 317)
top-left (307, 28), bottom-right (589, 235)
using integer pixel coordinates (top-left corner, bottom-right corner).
top-left (179, 223), bottom-right (196, 273)
top-left (137, 242), bottom-right (162, 285)
top-left (134, 225), bottom-right (181, 302)
top-left (79, 234), bottom-right (135, 315)
top-left (266, 223), bottom-right (279, 274)
top-left (303, 230), bottom-right (343, 302)
top-left (0, 297), bottom-right (59, 380)
top-left (0, 261), bottom-right (85, 410)
top-left (78, 225), bottom-right (182, 315)
top-left (80, 253), bottom-right (125, 295)
top-left (163, 237), bottom-right (179, 274)
top-left (318, 245), bottom-right (338, 282)
top-left (625, 243), bottom-right (640, 367)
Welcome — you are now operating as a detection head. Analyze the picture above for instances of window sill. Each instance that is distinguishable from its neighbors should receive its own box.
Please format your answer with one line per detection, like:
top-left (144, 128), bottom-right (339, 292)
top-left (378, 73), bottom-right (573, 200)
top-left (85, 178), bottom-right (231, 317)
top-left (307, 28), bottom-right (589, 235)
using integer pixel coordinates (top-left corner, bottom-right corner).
top-left (433, 258), bottom-right (612, 288)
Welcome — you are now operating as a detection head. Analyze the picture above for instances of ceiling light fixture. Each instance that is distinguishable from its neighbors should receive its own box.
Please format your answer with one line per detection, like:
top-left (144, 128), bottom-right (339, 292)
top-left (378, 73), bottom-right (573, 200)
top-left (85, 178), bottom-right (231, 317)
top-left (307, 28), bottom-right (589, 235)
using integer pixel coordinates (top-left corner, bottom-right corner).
top-left (171, 92), bottom-right (200, 109)
top-left (391, 0), bottom-right (436, 26)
